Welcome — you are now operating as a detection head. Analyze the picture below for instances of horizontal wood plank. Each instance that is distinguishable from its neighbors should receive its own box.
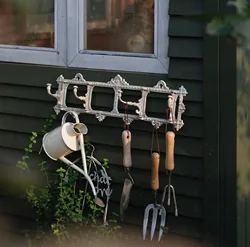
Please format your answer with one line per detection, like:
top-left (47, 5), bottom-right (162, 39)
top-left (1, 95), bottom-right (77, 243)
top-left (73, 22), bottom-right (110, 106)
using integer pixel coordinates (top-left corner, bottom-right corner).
top-left (0, 63), bottom-right (167, 86)
top-left (169, 0), bottom-right (203, 15)
top-left (0, 123), bottom-right (203, 158)
top-left (0, 61), bottom-right (203, 86)
top-left (0, 182), bottom-right (202, 219)
top-left (109, 184), bottom-right (202, 219)
top-left (0, 111), bottom-right (203, 138)
top-left (0, 164), bottom-right (202, 201)
top-left (0, 155), bottom-right (202, 199)
top-left (107, 165), bottom-right (202, 198)
top-left (0, 96), bottom-right (203, 119)
top-left (0, 145), bottom-right (203, 179)
top-left (169, 38), bottom-right (203, 59)
top-left (0, 213), bottom-right (36, 234)
top-left (1, 196), bottom-right (202, 238)
top-left (169, 58), bottom-right (203, 81)
top-left (169, 17), bottom-right (203, 37)
top-left (0, 79), bottom-right (203, 103)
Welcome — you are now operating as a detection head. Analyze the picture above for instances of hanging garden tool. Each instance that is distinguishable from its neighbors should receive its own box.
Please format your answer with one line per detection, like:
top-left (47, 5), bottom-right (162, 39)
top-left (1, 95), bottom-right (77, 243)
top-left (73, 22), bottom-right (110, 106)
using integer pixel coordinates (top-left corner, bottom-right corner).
top-left (120, 103), bottom-right (135, 222)
top-left (64, 144), bottom-right (112, 226)
top-left (163, 95), bottom-right (178, 215)
top-left (142, 127), bottom-right (166, 241)
top-left (82, 144), bottom-right (113, 226)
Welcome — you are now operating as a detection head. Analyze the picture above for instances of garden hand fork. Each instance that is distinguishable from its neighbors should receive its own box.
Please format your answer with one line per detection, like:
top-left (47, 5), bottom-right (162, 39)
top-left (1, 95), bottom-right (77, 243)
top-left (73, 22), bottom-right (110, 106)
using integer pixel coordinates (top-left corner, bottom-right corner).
top-left (143, 152), bottom-right (166, 241)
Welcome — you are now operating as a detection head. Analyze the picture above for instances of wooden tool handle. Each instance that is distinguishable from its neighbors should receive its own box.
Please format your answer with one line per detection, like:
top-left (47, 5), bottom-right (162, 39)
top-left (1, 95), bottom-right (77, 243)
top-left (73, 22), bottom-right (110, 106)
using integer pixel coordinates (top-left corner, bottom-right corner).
top-left (165, 131), bottom-right (175, 171)
top-left (122, 130), bottom-right (132, 168)
top-left (151, 152), bottom-right (160, 191)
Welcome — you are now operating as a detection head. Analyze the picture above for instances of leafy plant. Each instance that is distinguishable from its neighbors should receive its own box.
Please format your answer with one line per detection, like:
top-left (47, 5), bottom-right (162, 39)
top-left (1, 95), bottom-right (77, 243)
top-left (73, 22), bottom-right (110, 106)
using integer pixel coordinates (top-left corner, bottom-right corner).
top-left (16, 112), bottom-right (121, 246)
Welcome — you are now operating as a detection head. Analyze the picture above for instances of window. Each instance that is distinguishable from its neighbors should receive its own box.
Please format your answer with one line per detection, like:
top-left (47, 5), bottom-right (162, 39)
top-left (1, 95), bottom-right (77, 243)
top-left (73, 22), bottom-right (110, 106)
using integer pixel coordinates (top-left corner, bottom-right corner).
top-left (0, 0), bottom-right (66, 66)
top-left (0, 0), bottom-right (169, 74)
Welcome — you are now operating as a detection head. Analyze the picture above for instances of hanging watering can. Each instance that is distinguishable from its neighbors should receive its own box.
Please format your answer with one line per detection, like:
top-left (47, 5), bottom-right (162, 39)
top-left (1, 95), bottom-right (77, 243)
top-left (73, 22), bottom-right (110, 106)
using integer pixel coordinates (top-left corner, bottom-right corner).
top-left (42, 111), bottom-right (105, 207)
top-left (42, 121), bottom-right (87, 161)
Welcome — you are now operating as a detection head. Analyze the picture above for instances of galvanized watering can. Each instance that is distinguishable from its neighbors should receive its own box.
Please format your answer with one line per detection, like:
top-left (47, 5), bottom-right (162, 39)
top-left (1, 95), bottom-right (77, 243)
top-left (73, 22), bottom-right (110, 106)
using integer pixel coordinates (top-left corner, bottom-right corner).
top-left (42, 111), bottom-right (105, 207)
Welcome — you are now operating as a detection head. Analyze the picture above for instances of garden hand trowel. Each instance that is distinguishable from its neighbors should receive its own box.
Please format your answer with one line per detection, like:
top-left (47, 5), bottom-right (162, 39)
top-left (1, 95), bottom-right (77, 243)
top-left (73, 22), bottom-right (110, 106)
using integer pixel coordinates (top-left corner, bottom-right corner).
top-left (120, 130), bottom-right (134, 221)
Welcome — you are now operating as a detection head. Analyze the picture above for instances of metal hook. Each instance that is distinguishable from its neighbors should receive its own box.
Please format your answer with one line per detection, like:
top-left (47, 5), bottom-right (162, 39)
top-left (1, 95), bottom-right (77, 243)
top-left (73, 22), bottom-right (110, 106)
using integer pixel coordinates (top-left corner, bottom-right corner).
top-left (88, 143), bottom-right (96, 158)
top-left (118, 89), bottom-right (149, 120)
top-left (46, 83), bottom-right (58, 99)
top-left (168, 95), bottom-right (174, 123)
top-left (73, 85), bottom-right (86, 101)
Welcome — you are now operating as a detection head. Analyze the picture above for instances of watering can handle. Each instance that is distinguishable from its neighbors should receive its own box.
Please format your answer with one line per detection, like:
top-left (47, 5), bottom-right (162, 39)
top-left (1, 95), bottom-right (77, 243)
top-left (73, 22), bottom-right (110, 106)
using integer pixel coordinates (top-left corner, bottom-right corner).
top-left (61, 111), bottom-right (80, 125)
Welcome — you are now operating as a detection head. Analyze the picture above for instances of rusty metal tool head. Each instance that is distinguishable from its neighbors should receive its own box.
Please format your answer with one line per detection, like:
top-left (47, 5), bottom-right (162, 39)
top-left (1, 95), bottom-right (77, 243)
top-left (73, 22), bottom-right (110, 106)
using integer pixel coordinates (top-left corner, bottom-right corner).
top-left (120, 129), bottom-right (134, 221)
top-left (142, 152), bottom-right (166, 241)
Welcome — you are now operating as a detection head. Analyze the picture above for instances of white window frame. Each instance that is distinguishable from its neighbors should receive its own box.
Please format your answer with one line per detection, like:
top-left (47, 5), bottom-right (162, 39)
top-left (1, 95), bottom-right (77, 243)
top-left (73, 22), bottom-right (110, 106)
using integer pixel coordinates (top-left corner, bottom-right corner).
top-left (0, 0), bottom-right (67, 66)
top-left (67, 0), bottom-right (170, 74)
top-left (0, 0), bottom-right (170, 74)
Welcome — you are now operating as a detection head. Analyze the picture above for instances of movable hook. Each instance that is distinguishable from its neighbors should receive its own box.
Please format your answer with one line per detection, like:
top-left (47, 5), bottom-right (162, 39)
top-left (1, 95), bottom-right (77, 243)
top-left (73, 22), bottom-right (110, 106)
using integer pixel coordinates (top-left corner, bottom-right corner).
top-left (87, 143), bottom-right (96, 158)
top-left (73, 85), bottom-right (86, 101)
top-left (46, 83), bottom-right (58, 99)
top-left (118, 88), bottom-right (149, 120)
top-left (167, 95), bottom-right (175, 124)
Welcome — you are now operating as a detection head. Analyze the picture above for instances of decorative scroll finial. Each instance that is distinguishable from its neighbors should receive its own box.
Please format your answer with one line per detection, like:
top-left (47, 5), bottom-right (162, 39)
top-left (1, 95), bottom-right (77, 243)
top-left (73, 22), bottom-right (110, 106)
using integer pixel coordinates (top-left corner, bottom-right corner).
top-left (96, 113), bottom-right (106, 122)
top-left (73, 73), bottom-right (86, 81)
top-left (108, 75), bottom-right (129, 86)
top-left (154, 80), bottom-right (170, 90)
top-left (123, 116), bottom-right (134, 126)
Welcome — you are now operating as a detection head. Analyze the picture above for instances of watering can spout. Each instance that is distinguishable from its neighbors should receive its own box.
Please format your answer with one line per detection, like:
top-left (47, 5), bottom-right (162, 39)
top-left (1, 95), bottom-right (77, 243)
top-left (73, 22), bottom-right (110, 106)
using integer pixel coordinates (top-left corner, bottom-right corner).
top-left (94, 196), bottom-right (105, 208)
top-left (59, 157), bottom-right (105, 208)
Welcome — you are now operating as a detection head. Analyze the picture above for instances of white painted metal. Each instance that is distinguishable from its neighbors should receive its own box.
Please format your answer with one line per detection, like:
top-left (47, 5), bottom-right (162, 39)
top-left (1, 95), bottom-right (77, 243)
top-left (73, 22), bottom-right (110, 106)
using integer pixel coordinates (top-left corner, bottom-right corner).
top-left (42, 110), bottom-right (104, 205)
top-left (46, 73), bottom-right (188, 131)
top-left (67, 0), bottom-right (170, 74)
top-left (0, 0), bottom-right (170, 73)
top-left (42, 122), bottom-right (87, 160)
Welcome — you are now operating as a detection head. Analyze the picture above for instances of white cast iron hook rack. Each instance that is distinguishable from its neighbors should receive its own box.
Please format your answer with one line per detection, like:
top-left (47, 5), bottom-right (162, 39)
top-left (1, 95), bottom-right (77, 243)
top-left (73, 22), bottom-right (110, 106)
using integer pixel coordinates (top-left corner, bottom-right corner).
top-left (46, 73), bottom-right (188, 131)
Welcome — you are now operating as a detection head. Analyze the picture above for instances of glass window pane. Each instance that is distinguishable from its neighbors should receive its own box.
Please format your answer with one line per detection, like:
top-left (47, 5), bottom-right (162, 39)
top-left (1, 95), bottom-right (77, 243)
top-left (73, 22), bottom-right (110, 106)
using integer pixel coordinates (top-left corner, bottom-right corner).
top-left (0, 0), bottom-right (55, 48)
top-left (87, 0), bottom-right (154, 54)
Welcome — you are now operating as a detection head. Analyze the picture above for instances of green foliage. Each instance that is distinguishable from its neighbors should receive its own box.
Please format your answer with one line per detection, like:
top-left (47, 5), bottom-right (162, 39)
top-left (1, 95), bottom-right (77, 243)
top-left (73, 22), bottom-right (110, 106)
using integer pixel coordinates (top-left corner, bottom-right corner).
top-left (16, 112), bottom-right (121, 246)
top-left (205, 1), bottom-right (250, 49)
top-left (160, 226), bottom-right (169, 234)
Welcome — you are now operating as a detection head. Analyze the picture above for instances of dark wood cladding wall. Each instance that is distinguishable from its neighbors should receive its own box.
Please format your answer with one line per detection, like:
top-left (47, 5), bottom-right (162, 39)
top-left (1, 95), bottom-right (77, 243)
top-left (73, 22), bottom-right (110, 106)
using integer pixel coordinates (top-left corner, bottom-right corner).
top-left (0, 0), bottom-right (204, 240)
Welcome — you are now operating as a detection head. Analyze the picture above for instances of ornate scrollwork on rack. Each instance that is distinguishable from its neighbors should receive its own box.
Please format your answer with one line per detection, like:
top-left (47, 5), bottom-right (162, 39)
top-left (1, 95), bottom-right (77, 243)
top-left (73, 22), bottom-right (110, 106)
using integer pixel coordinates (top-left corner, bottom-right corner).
top-left (46, 73), bottom-right (188, 131)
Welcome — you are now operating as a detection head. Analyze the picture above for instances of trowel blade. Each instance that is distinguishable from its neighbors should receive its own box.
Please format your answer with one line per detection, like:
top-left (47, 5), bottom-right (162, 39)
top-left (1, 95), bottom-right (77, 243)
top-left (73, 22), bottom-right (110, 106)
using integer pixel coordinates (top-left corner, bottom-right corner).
top-left (120, 178), bottom-right (133, 222)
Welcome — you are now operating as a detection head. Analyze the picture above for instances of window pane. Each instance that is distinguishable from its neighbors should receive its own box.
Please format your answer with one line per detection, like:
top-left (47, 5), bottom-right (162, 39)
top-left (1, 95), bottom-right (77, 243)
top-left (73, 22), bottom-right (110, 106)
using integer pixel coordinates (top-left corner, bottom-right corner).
top-left (87, 0), bottom-right (154, 54)
top-left (0, 0), bottom-right (54, 48)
